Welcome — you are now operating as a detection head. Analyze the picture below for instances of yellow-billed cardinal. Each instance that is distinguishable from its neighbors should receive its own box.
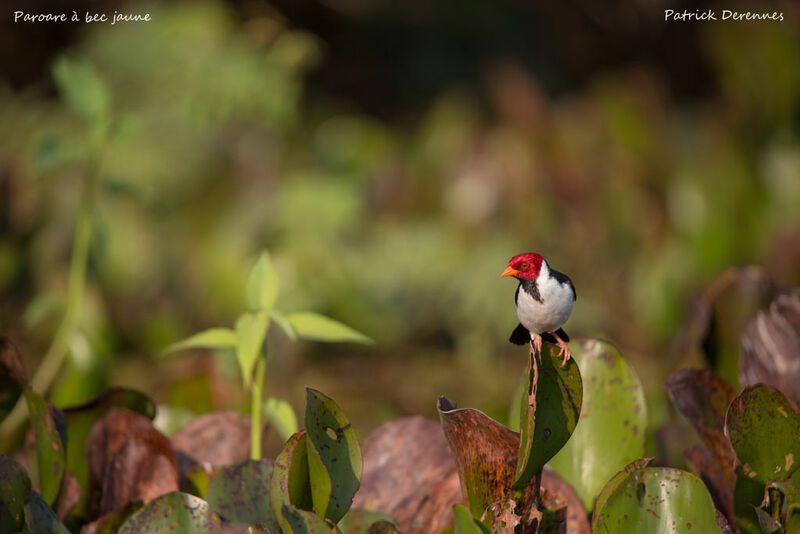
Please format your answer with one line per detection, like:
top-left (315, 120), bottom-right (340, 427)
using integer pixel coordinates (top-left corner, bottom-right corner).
top-left (502, 252), bottom-right (576, 366)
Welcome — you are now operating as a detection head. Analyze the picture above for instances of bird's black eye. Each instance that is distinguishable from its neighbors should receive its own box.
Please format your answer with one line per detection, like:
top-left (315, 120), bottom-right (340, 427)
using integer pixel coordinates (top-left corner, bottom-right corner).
top-left (519, 262), bottom-right (529, 270)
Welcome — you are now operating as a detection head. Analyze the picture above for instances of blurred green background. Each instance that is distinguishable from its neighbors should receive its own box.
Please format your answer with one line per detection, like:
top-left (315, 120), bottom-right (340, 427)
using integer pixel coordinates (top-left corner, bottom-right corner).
top-left (1, 1), bottom-right (799, 458)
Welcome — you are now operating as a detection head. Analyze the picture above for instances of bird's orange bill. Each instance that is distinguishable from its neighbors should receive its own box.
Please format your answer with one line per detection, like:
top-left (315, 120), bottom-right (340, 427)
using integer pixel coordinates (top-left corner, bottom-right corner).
top-left (501, 265), bottom-right (519, 277)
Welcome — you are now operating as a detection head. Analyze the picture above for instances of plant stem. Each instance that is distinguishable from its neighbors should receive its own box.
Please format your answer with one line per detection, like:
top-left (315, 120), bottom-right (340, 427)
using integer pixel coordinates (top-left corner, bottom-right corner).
top-left (250, 355), bottom-right (268, 459)
top-left (0, 153), bottom-right (98, 442)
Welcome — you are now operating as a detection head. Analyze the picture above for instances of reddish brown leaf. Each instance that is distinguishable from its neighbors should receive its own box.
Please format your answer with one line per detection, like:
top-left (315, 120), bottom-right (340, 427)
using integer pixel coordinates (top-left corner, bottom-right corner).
top-left (541, 468), bottom-right (590, 534)
top-left (0, 337), bottom-right (26, 383)
top-left (56, 472), bottom-right (82, 520)
top-left (85, 408), bottom-right (178, 519)
top-left (684, 445), bottom-right (734, 527)
top-left (437, 397), bottom-right (519, 517)
top-left (352, 416), bottom-right (459, 534)
top-left (170, 411), bottom-right (251, 467)
top-left (664, 369), bottom-right (738, 484)
top-left (740, 290), bottom-right (800, 403)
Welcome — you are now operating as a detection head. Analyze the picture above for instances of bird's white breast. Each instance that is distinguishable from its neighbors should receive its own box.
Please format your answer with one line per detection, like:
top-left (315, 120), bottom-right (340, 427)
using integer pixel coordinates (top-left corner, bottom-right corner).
top-left (516, 263), bottom-right (573, 336)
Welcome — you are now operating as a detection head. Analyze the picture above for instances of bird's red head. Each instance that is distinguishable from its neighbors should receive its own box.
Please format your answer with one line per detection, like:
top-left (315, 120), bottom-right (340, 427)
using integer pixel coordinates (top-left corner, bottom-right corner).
top-left (501, 252), bottom-right (544, 281)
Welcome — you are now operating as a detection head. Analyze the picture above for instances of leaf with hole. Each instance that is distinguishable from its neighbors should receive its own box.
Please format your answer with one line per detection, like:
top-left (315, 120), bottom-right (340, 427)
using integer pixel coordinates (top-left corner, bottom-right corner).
top-left (304, 388), bottom-right (362, 523)
top-left (286, 312), bottom-right (371, 344)
top-left (514, 342), bottom-right (582, 489)
top-left (549, 339), bottom-right (645, 511)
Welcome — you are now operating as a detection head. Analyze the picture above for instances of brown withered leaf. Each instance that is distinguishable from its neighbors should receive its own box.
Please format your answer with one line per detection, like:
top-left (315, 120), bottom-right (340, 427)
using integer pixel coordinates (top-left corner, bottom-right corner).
top-left (171, 411), bottom-right (251, 467)
top-left (437, 397), bottom-right (519, 515)
top-left (56, 472), bottom-right (82, 520)
top-left (664, 369), bottom-right (737, 484)
top-left (85, 408), bottom-right (178, 519)
top-left (740, 290), bottom-right (800, 403)
top-left (684, 445), bottom-right (734, 527)
top-left (99, 439), bottom-right (180, 516)
top-left (352, 415), bottom-right (459, 534)
top-left (0, 337), bottom-right (26, 422)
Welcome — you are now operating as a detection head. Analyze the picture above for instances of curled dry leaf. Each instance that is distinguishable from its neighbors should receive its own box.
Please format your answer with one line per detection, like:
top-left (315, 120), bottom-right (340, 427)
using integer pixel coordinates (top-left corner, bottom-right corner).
top-left (171, 411), bottom-right (252, 467)
top-left (664, 368), bottom-right (738, 484)
top-left (352, 416), bottom-right (460, 534)
top-left (86, 408), bottom-right (178, 519)
top-left (740, 290), bottom-right (800, 403)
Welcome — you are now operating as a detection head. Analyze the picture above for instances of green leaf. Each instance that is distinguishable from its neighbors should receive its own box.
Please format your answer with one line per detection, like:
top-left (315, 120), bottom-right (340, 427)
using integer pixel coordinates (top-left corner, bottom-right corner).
top-left (0, 454), bottom-right (31, 533)
top-left (304, 388), bottom-right (362, 523)
top-left (82, 501), bottom-right (142, 534)
top-left (281, 504), bottom-right (332, 533)
top-left (514, 343), bottom-right (582, 489)
top-left (271, 310), bottom-right (298, 341)
top-left (246, 252), bottom-right (280, 312)
top-left (24, 490), bottom-right (69, 534)
top-left (205, 459), bottom-right (280, 531)
top-left (118, 492), bottom-right (221, 533)
top-left (337, 509), bottom-right (397, 533)
top-left (234, 312), bottom-right (269, 387)
top-left (162, 328), bottom-right (237, 355)
top-left (452, 504), bottom-right (487, 534)
top-left (592, 459), bottom-right (723, 533)
top-left (264, 396), bottom-right (299, 443)
top-left (733, 472), bottom-right (766, 534)
top-left (286, 312), bottom-right (372, 344)
top-left (271, 431), bottom-right (313, 532)
top-left (62, 388), bottom-right (156, 520)
top-left (549, 339), bottom-right (645, 510)
top-left (307, 439), bottom-right (333, 520)
top-left (24, 390), bottom-right (66, 506)
top-left (725, 384), bottom-right (800, 483)
top-left (52, 57), bottom-right (110, 127)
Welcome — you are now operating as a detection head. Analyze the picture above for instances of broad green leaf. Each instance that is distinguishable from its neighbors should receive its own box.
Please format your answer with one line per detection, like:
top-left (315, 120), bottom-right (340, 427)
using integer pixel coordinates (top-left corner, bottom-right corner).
top-left (271, 431), bottom-right (313, 532)
top-left (52, 57), bottom-right (110, 127)
top-left (162, 328), bottom-right (237, 355)
top-left (452, 504), bottom-right (487, 534)
top-left (246, 252), bottom-right (280, 312)
top-left (25, 490), bottom-right (69, 534)
top-left (514, 343), bottom-right (582, 489)
top-left (0, 337), bottom-right (26, 422)
top-left (281, 504), bottom-right (331, 533)
top-left (549, 339), bottom-right (645, 510)
top-left (264, 396), bottom-right (299, 442)
top-left (337, 509), bottom-right (397, 533)
top-left (24, 390), bottom-right (66, 506)
top-left (304, 388), bottom-right (362, 523)
top-left (271, 310), bottom-right (298, 341)
top-left (62, 387), bottom-right (156, 520)
top-left (725, 384), bottom-right (800, 483)
top-left (0, 454), bottom-right (31, 533)
top-left (235, 312), bottom-right (269, 387)
top-left (286, 312), bottom-right (372, 344)
top-left (592, 459), bottom-right (723, 533)
top-left (118, 492), bottom-right (221, 533)
top-left (205, 459), bottom-right (280, 531)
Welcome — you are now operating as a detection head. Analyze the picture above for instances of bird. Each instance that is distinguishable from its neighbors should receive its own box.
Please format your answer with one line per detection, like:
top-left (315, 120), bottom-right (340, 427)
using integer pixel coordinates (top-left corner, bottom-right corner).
top-left (502, 252), bottom-right (576, 366)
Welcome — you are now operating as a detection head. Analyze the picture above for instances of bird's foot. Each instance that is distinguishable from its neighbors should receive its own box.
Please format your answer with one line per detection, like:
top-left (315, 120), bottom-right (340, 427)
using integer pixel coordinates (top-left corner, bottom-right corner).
top-left (553, 333), bottom-right (572, 367)
top-left (530, 334), bottom-right (543, 357)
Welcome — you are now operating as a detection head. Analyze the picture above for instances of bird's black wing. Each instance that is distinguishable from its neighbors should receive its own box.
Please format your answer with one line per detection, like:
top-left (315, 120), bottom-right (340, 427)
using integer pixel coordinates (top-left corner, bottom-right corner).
top-left (554, 327), bottom-right (570, 342)
top-left (509, 323), bottom-right (529, 345)
top-left (550, 269), bottom-right (576, 301)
